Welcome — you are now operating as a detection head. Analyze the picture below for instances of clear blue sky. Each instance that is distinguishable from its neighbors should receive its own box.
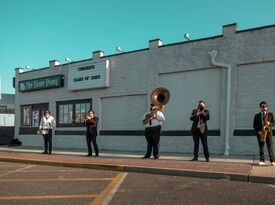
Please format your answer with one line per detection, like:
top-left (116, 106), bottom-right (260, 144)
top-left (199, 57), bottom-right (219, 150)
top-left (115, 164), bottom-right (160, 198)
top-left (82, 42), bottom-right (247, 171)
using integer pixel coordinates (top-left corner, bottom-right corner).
top-left (0, 0), bottom-right (274, 94)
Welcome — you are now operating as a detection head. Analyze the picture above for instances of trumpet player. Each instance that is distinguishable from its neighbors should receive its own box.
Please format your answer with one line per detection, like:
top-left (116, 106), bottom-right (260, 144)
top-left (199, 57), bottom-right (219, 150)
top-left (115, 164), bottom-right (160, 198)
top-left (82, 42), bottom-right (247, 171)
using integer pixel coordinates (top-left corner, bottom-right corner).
top-left (253, 101), bottom-right (275, 166)
top-left (142, 103), bottom-right (165, 159)
top-left (84, 110), bottom-right (99, 157)
top-left (190, 100), bottom-right (210, 162)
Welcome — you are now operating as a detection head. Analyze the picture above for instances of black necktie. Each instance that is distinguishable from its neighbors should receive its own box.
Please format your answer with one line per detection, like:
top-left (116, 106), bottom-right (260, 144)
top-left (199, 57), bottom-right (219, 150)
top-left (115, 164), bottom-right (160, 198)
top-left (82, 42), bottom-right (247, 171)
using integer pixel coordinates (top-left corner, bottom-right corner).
top-left (263, 113), bottom-right (266, 121)
top-left (262, 113), bottom-right (266, 127)
top-left (149, 120), bottom-right (152, 125)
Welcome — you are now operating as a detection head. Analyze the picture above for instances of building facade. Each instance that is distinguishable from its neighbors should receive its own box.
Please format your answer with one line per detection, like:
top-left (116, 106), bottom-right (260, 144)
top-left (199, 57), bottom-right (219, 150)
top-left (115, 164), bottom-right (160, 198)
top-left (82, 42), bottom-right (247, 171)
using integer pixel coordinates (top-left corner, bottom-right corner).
top-left (0, 93), bottom-right (14, 126)
top-left (0, 93), bottom-right (15, 144)
top-left (14, 23), bottom-right (275, 156)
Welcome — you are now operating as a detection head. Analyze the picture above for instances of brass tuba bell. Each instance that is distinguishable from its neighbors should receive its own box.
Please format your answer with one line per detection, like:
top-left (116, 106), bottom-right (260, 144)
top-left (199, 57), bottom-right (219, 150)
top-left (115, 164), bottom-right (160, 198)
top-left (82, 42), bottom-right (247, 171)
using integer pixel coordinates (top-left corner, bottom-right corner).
top-left (150, 87), bottom-right (170, 111)
top-left (143, 87), bottom-right (170, 124)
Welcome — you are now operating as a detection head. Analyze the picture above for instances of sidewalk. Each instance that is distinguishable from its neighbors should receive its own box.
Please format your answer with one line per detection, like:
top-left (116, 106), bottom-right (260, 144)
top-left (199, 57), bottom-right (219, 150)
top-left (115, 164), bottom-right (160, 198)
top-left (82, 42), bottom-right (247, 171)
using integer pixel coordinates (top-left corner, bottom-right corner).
top-left (0, 146), bottom-right (274, 184)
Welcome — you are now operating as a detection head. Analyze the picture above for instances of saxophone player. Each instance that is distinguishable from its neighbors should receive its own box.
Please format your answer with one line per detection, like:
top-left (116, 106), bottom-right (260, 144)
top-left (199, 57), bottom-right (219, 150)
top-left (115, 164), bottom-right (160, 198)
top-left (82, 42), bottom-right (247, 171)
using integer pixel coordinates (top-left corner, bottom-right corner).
top-left (253, 101), bottom-right (275, 165)
top-left (190, 100), bottom-right (210, 162)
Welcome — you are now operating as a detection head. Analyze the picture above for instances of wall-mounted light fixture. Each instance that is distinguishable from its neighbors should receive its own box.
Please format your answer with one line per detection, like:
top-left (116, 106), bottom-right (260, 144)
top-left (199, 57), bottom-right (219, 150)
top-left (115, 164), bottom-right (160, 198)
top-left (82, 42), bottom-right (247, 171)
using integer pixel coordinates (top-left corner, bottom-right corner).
top-left (116, 46), bottom-right (124, 53)
top-left (65, 57), bottom-right (73, 63)
top-left (184, 33), bottom-right (191, 41)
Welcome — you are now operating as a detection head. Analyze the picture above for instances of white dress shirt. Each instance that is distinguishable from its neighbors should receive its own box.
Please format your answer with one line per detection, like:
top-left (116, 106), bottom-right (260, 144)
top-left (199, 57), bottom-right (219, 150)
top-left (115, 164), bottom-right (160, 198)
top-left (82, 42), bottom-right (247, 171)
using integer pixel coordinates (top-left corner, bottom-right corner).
top-left (39, 116), bottom-right (56, 130)
top-left (142, 111), bottom-right (165, 128)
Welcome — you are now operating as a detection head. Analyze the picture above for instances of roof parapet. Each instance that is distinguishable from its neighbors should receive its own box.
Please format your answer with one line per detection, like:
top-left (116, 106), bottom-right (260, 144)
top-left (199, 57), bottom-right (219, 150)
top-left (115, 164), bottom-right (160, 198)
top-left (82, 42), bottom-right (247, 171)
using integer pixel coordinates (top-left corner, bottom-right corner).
top-left (222, 23), bottom-right (238, 37)
top-left (49, 60), bottom-right (60, 69)
top-left (92, 50), bottom-right (104, 60)
top-left (149, 39), bottom-right (163, 49)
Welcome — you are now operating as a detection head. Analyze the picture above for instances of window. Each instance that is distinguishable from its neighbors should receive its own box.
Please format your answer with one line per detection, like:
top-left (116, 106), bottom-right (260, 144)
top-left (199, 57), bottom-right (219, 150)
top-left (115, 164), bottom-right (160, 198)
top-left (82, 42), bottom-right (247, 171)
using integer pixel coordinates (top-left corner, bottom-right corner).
top-left (57, 99), bottom-right (92, 127)
top-left (75, 102), bottom-right (90, 124)
top-left (58, 104), bottom-right (73, 124)
top-left (32, 110), bottom-right (40, 127)
top-left (20, 103), bottom-right (49, 127)
top-left (21, 105), bottom-right (31, 126)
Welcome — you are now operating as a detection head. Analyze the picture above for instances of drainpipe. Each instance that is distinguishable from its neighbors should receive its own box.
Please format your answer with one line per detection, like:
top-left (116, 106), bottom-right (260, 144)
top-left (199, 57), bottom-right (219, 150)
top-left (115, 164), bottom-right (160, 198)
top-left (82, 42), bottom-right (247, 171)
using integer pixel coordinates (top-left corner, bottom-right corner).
top-left (208, 50), bottom-right (232, 156)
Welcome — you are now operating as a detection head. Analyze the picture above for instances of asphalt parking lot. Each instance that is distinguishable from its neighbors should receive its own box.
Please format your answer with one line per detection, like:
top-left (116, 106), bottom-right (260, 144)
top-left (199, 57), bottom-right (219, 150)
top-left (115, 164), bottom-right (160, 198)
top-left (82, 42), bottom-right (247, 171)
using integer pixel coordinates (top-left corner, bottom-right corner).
top-left (1, 161), bottom-right (275, 205)
top-left (0, 162), bottom-right (125, 205)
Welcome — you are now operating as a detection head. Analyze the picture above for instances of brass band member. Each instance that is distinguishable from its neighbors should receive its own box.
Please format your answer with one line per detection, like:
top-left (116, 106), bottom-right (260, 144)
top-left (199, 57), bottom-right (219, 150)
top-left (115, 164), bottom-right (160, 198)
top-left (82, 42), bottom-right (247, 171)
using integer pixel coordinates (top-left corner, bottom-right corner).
top-left (84, 110), bottom-right (99, 157)
top-left (190, 100), bottom-right (210, 162)
top-left (253, 101), bottom-right (275, 166)
top-left (39, 109), bottom-right (55, 155)
top-left (142, 103), bottom-right (165, 159)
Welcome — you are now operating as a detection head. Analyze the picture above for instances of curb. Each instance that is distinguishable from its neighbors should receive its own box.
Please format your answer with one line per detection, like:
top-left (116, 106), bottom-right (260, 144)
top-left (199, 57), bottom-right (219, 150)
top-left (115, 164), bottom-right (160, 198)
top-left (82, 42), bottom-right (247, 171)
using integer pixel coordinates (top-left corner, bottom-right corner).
top-left (0, 156), bottom-right (251, 183)
top-left (0, 157), bottom-right (124, 172)
top-left (249, 175), bottom-right (275, 184)
top-left (125, 166), bottom-right (249, 182)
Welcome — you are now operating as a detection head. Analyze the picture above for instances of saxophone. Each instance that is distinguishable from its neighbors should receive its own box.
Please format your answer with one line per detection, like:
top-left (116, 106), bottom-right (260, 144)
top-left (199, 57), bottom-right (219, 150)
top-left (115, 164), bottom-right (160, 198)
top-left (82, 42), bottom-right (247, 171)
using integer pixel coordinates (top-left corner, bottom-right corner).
top-left (260, 112), bottom-right (270, 142)
top-left (191, 108), bottom-right (207, 133)
top-left (199, 110), bottom-right (208, 134)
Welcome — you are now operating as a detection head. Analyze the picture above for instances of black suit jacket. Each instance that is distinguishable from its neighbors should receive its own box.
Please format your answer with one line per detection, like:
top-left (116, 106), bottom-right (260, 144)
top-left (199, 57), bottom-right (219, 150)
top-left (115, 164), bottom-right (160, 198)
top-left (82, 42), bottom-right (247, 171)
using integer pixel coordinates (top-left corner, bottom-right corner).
top-left (253, 112), bottom-right (274, 136)
top-left (85, 117), bottom-right (98, 137)
top-left (190, 109), bottom-right (210, 133)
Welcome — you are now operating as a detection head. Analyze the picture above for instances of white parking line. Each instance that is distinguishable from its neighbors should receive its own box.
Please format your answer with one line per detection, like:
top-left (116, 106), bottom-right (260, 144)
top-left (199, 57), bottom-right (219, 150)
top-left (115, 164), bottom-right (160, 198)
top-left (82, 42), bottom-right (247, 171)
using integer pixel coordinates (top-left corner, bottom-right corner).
top-left (0, 165), bottom-right (36, 177)
top-left (0, 178), bottom-right (114, 182)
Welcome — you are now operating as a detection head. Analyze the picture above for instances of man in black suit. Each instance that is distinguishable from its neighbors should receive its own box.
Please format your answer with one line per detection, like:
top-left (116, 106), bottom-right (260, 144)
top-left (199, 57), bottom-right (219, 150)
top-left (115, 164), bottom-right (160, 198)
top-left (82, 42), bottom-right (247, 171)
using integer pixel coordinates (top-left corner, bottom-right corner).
top-left (190, 100), bottom-right (210, 162)
top-left (253, 101), bottom-right (275, 166)
top-left (84, 110), bottom-right (99, 157)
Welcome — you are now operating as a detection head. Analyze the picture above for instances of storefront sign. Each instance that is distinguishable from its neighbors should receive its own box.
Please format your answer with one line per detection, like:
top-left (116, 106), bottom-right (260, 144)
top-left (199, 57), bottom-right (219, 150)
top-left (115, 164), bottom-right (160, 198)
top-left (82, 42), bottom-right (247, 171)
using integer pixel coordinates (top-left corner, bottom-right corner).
top-left (68, 60), bottom-right (110, 91)
top-left (19, 75), bottom-right (64, 92)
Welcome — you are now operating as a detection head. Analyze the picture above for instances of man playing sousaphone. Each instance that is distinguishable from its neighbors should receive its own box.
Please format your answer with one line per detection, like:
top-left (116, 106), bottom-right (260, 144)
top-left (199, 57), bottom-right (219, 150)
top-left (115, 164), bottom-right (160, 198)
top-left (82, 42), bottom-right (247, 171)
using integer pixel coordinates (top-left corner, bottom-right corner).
top-left (190, 100), bottom-right (210, 162)
top-left (142, 103), bottom-right (165, 159)
top-left (141, 87), bottom-right (169, 159)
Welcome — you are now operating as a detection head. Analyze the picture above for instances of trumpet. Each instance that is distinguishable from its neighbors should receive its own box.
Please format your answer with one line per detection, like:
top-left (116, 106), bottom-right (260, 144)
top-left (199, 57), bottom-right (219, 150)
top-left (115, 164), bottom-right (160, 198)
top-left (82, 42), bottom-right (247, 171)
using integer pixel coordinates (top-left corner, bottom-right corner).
top-left (84, 114), bottom-right (97, 125)
top-left (191, 108), bottom-right (207, 117)
top-left (84, 114), bottom-right (92, 121)
top-left (190, 108), bottom-right (200, 117)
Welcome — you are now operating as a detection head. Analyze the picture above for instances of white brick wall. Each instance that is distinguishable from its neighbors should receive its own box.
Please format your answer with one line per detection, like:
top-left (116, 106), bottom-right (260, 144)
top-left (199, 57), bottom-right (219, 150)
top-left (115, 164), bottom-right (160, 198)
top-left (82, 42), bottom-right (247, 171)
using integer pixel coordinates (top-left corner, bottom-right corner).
top-left (15, 24), bottom-right (275, 155)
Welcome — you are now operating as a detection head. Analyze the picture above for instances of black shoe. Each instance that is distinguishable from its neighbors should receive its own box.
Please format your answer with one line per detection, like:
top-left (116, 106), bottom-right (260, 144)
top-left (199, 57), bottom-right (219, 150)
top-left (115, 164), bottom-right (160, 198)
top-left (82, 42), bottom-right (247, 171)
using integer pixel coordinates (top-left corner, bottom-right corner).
top-left (42, 151), bottom-right (48, 154)
top-left (95, 154), bottom-right (99, 157)
top-left (142, 156), bottom-right (150, 159)
top-left (48, 152), bottom-right (52, 155)
top-left (190, 158), bottom-right (198, 161)
top-left (86, 154), bottom-right (92, 157)
top-left (206, 158), bottom-right (210, 162)
top-left (154, 156), bottom-right (159, 159)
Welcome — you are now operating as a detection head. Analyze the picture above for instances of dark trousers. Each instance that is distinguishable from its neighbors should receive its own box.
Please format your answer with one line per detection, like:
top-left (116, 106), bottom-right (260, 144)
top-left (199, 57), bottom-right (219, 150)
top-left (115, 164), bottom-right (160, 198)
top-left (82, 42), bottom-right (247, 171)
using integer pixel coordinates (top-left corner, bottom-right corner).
top-left (192, 128), bottom-right (209, 159)
top-left (144, 125), bottom-right (161, 158)
top-left (257, 134), bottom-right (275, 162)
top-left (43, 129), bottom-right (52, 153)
top-left (86, 133), bottom-right (99, 155)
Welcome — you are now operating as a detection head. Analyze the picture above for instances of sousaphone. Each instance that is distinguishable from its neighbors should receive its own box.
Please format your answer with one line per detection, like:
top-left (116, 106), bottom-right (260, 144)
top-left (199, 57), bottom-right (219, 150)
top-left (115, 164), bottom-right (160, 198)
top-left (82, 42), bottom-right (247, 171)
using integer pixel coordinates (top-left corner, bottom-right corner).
top-left (143, 87), bottom-right (170, 124)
